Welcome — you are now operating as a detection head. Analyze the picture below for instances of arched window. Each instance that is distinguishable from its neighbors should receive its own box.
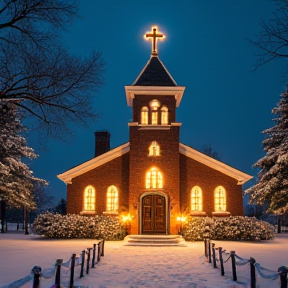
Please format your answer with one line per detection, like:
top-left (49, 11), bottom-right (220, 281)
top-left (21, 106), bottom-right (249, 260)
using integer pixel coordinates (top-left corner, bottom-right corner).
top-left (106, 185), bottom-right (119, 212)
top-left (148, 141), bottom-right (160, 156)
top-left (84, 186), bottom-right (95, 211)
top-left (146, 167), bottom-right (163, 189)
top-left (150, 99), bottom-right (160, 125)
top-left (141, 106), bottom-right (148, 124)
top-left (214, 186), bottom-right (226, 212)
top-left (191, 186), bottom-right (202, 211)
top-left (161, 106), bottom-right (168, 124)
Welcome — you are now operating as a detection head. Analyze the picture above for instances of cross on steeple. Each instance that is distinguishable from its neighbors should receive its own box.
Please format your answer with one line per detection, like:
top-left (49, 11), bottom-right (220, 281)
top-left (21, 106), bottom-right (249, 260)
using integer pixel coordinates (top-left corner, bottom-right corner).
top-left (145, 26), bottom-right (165, 56)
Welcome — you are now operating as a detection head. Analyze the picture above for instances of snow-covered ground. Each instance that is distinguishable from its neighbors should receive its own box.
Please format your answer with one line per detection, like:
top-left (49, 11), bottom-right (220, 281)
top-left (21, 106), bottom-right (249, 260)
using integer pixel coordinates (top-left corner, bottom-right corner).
top-left (0, 231), bottom-right (287, 288)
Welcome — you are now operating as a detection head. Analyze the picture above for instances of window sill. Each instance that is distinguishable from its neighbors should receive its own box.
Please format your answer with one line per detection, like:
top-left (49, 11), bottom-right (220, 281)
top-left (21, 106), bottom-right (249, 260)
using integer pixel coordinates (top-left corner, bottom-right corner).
top-left (190, 211), bottom-right (207, 217)
top-left (80, 211), bottom-right (96, 215)
top-left (103, 211), bottom-right (118, 215)
top-left (212, 212), bottom-right (231, 217)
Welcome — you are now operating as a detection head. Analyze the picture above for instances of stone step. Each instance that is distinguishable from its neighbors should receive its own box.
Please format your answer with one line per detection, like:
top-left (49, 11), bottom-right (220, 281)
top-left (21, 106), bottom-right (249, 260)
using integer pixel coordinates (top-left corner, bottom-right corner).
top-left (124, 234), bottom-right (186, 246)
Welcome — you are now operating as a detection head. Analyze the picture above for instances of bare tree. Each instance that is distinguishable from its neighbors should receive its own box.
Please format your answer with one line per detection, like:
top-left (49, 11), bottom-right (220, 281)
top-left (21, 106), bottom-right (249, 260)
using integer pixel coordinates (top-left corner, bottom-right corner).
top-left (248, 0), bottom-right (288, 73)
top-left (0, 0), bottom-right (105, 139)
top-left (201, 144), bottom-right (221, 161)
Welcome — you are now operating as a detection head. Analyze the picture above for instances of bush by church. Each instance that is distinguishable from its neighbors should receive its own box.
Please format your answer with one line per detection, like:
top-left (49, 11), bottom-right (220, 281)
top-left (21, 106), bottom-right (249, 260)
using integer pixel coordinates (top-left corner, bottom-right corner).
top-left (33, 212), bottom-right (274, 241)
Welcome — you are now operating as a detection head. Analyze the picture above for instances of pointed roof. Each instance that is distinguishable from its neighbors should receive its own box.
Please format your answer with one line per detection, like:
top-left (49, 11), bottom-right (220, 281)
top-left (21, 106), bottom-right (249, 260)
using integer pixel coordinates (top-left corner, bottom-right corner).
top-left (133, 56), bottom-right (177, 86)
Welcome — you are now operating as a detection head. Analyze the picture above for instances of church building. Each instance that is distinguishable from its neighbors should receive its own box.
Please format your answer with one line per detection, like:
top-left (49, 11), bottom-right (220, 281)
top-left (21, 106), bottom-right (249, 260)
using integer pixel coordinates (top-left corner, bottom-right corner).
top-left (57, 26), bottom-right (252, 235)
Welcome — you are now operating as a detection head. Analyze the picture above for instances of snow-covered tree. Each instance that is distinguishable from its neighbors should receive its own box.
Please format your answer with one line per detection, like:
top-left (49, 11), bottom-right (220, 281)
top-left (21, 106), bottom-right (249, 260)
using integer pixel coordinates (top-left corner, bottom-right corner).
top-left (246, 88), bottom-right (288, 214)
top-left (0, 100), bottom-right (46, 210)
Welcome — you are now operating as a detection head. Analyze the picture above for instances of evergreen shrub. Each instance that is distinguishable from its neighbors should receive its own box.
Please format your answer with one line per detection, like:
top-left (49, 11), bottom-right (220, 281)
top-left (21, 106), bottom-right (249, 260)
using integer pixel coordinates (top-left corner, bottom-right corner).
top-left (182, 216), bottom-right (274, 241)
top-left (33, 212), bottom-right (126, 240)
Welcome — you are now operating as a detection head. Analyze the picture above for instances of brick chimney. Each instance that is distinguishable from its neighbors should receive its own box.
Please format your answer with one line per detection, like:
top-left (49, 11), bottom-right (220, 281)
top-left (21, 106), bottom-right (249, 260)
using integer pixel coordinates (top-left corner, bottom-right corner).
top-left (94, 131), bottom-right (110, 157)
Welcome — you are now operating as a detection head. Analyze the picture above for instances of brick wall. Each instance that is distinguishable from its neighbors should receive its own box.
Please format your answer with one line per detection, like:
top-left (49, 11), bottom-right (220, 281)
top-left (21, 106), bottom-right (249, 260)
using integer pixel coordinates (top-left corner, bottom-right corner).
top-left (180, 154), bottom-right (244, 216)
top-left (67, 152), bottom-right (130, 215)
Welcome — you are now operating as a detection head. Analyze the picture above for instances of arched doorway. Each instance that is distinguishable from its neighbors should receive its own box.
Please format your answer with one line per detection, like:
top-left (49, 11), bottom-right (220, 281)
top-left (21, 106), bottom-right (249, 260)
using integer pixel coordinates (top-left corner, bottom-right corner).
top-left (140, 192), bottom-right (168, 234)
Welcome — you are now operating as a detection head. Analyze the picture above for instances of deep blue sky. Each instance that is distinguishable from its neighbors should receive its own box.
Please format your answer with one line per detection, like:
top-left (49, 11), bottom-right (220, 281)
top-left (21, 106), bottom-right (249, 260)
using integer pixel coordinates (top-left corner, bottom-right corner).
top-left (29, 0), bottom-right (287, 202)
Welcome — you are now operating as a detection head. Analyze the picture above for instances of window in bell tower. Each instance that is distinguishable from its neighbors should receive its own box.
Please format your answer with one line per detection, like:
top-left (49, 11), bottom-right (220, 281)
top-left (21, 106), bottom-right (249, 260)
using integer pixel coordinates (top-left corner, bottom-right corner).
top-left (150, 99), bottom-right (160, 125)
top-left (146, 167), bottom-right (163, 189)
top-left (141, 106), bottom-right (148, 124)
top-left (148, 141), bottom-right (160, 156)
top-left (161, 106), bottom-right (168, 124)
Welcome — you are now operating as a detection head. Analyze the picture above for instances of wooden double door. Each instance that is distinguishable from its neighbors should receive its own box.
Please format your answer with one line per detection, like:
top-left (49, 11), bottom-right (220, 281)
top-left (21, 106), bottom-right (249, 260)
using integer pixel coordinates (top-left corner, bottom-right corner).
top-left (142, 194), bottom-right (166, 234)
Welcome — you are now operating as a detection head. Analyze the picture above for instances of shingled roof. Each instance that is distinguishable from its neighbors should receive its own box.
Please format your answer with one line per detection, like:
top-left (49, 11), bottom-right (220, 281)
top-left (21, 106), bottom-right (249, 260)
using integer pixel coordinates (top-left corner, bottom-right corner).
top-left (133, 56), bottom-right (177, 86)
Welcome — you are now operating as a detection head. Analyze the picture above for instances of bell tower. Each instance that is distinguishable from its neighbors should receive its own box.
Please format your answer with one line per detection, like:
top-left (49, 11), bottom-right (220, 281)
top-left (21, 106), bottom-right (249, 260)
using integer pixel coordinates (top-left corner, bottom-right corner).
top-left (125, 26), bottom-right (185, 234)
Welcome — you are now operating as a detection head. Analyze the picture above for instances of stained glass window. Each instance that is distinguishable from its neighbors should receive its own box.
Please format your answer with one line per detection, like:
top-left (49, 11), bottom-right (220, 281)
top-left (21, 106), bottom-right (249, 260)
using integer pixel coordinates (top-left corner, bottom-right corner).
top-left (214, 186), bottom-right (226, 212)
top-left (84, 186), bottom-right (95, 211)
top-left (191, 186), bottom-right (202, 211)
top-left (107, 185), bottom-right (119, 212)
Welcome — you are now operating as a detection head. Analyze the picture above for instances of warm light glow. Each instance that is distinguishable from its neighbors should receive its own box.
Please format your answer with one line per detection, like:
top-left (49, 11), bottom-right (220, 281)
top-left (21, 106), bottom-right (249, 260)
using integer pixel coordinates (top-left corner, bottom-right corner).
top-left (146, 167), bottom-right (163, 189)
top-left (121, 214), bottom-right (132, 222)
top-left (106, 185), bottom-right (119, 212)
top-left (161, 106), bottom-right (168, 124)
top-left (150, 99), bottom-right (160, 110)
top-left (214, 186), bottom-right (226, 212)
top-left (191, 186), bottom-right (202, 211)
top-left (144, 26), bottom-right (166, 56)
top-left (151, 111), bottom-right (158, 124)
top-left (84, 185), bottom-right (95, 211)
top-left (141, 106), bottom-right (148, 124)
top-left (177, 214), bottom-right (187, 222)
top-left (148, 141), bottom-right (160, 156)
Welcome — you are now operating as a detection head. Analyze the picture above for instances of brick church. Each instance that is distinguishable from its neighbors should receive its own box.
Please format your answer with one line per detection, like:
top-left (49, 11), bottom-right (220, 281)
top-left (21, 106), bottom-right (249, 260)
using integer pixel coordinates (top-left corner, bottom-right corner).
top-left (58, 26), bottom-right (252, 235)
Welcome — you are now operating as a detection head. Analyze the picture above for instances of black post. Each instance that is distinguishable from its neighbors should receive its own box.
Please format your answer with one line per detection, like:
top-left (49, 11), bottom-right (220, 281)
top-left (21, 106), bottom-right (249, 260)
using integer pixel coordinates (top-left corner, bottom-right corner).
top-left (92, 244), bottom-right (96, 268)
top-left (278, 266), bottom-right (288, 288)
top-left (31, 266), bottom-right (41, 288)
top-left (0, 200), bottom-right (6, 233)
top-left (203, 238), bottom-right (207, 257)
top-left (101, 239), bottom-right (105, 257)
top-left (212, 243), bottom-right (217, 268)
top-left (80, 250), bottom-right (85, 278)
top-left (69, 254), bottom-right (76, 288)
top-left (250, 257), bottom-right (256, 288)
top-left (97, 241), bottom-right (101, 263)
top-left (24, 206), bottom-right (29, 235)
top-left (230, 251), bottom-right (237, 282)
top-left (208, 240), bottom-right (212, 264)
top-left (86, 248), bottom-right (92, 274)
top-left (278, 217), bottom-right (282, 234)
top-left (218, 247), bottom-right (224, 276)
top-left (55, 259), bottom-right (63, 288)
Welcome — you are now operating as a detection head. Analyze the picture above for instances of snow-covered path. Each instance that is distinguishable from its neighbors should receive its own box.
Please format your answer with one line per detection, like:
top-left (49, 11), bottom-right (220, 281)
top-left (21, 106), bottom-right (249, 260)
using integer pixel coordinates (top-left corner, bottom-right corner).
top-left (0, 232), bottom-right (287, 288)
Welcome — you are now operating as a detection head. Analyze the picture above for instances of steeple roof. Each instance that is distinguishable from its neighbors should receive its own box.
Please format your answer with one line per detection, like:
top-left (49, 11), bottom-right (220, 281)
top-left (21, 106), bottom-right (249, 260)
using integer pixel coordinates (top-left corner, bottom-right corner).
top-left (133, 56), bottom-right (177, 86)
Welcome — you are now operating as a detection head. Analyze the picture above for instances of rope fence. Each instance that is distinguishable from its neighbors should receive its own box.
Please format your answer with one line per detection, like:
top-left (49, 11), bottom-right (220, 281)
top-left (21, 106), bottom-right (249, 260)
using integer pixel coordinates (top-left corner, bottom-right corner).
top-left (203, 238), bottom-right (287, 288)
top-left (2, 239), bottom-right (105, 288)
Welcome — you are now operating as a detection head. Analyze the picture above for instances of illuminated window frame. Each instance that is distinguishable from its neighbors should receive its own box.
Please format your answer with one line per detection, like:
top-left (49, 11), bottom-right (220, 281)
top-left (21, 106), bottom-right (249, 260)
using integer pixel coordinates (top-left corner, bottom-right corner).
top-left (106, 185), bottom-right (119, 212)
top-left (148, 141), bottom-right (160, 156)
top-left (150, 99), bottom-right (160, 125)
top-left (161, 106), bottom-right (168, 124)
top-left (214, 186), bottom-right (226, 212)
top-left (191, 186), bottom-right (202, 212)
top-left (146, 167), bottom-right (163, 189)
top-left (84, 186), bottom-right (95, 211)
top-left (141, 106), bottom-right (148, 124)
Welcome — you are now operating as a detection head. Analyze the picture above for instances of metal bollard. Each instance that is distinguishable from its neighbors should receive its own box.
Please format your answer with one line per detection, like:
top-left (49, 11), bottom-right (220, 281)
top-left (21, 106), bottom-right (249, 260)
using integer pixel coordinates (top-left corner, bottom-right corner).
top-left (208, 240), bottom-right (212, 264)
top-left (86, 248), bottom-right (92, 274)
top-left (97, 241), bottom-right (101, 263)
top-left (230, 251), bottom-right (237, 281)
top-left (250, 257), bottom-right (256, 288)
top-left (101, 239), bottom-right (105, 257)
top-left (278, 266), bottom-right (288, 288)
top-left (218, 247), bottom-right (224, 276)
top-left (69, 254), bottom-right (76, 288)
top-left (92, 244), bottom-right (96, 268)
top-left (55, 259), bottom-right (63, 288)
top-left (212, 243), bottom-right (217, 268)
top-left (31, 266), bottom-right (41, 288)
top-left (80, 250), bottom-right (85, 278)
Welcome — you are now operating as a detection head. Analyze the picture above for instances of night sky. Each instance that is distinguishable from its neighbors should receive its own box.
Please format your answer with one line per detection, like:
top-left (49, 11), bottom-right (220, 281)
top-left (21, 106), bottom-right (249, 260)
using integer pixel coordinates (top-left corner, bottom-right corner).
top-left (29, 0), bottom-right (287, 202)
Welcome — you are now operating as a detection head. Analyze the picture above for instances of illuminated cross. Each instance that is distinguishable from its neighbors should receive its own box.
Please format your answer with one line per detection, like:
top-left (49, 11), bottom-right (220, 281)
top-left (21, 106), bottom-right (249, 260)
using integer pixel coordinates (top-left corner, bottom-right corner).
top-left (145, 26), bottom-right (165, 56)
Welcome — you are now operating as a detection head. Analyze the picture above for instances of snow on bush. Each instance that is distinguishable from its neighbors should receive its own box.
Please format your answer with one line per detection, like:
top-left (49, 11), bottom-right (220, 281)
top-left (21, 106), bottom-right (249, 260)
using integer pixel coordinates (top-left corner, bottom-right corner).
top-left (33, 212), bottom-right (126, 240)
top-left (183, 216), bottom-right (274, 241)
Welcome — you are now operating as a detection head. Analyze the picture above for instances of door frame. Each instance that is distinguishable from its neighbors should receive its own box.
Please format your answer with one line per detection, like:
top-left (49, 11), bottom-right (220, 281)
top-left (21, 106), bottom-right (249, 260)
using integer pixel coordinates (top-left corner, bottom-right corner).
top-left (139, 191), bottom-right (169, 235)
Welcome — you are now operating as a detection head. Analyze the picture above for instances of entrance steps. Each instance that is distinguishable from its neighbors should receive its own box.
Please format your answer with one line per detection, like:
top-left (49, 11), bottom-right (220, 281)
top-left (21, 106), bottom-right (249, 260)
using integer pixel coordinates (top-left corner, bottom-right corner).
top-left (123, 234), bottom-right (186, 246)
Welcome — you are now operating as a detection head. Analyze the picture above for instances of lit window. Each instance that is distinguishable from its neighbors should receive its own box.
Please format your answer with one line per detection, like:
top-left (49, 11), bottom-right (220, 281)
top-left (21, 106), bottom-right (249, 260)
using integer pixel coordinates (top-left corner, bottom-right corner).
top-left (141, 106), bottom-right (148, 124)
top-left (146, 167), bottom-right (163, 189)
top-left (150, 99), bottom-right (160, 125)
top-left (149, 141), bottom-right (160, 156)
top-left (161, 106), bottom-right (168, 124)
top-left (214, 186), bottom-right (226, 212)
top-left (84, 186), bottom-right (95, 211)
top-left (106, 185), bottom-right (119, 212)
top-left (151, 111), bottom-right (158, 124)
top-left (191, 186), bottom-right (202, 211)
